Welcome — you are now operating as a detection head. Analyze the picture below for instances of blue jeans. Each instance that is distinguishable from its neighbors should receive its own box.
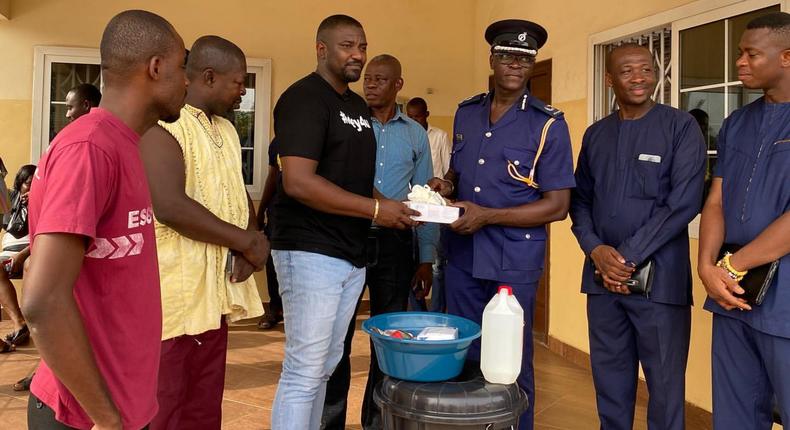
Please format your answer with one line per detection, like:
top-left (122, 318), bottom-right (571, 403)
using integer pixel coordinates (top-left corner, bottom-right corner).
top-left (270, 250), bottom-right (366, 430)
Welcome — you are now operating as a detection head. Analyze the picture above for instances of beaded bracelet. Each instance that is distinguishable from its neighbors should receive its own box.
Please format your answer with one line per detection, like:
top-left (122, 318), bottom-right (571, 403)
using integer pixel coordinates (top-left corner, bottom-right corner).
top-left (716, 253), bottom-right (747, 281)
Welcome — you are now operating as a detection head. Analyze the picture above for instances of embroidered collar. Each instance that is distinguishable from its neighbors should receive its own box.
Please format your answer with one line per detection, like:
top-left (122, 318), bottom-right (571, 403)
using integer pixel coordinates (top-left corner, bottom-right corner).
top-left (184, 104), bottom-right (223, 148)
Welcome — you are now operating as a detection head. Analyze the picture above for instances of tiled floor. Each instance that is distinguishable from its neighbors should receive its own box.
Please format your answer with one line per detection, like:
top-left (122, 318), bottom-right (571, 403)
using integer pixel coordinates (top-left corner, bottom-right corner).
top-left (0, 317), bottom-right (712, 429)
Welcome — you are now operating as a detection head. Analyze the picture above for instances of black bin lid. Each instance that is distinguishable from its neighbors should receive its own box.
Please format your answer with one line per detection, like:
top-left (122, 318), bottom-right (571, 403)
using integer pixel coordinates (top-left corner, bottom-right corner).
top-left (374, 376), bottom-right (528, 425)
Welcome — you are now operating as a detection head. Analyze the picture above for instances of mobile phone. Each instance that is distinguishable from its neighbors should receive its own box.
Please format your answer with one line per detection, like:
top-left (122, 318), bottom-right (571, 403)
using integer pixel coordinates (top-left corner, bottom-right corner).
top-left (225, 250), bottom-right (234, 274)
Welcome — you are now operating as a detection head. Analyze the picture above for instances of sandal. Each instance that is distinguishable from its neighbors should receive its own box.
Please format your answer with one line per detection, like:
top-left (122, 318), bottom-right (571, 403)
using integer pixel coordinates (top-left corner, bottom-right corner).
top-left (0, 339), bottom-right (14, 353)
top-left (257, 314), bottom-right (283, 330)
top-left (5, 324), bottom-right (29, 346)
top-left (13, 374), bottom-right (33, 392)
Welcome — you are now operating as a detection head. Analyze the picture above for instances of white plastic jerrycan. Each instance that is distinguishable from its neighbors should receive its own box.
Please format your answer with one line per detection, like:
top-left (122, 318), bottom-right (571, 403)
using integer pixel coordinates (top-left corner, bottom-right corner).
top-left (480, 285), bottom-right (524, 384)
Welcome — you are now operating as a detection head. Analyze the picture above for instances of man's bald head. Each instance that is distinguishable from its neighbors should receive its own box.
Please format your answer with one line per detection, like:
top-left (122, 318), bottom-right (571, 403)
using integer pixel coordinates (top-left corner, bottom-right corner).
top-left (187, 35), bottom-right (246, 80)
top-left (100, 10), bottom-right (182, 78)
top-left (316, 14), bottom-right (363, 43)
top-left (605, 42), bottom-right (655, 73)
top-left (406, 97), bottom-right (428, 112)
top-left (406, 97), bottom-right (429, 129)
top-left (368, 54), bottom-right (402, 78)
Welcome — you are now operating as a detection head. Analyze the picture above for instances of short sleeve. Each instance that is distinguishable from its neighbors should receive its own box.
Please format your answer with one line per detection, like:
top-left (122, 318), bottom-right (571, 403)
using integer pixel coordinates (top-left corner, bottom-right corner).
top-left (33, 142), bottom-right (115, 242)
top-left (268, 138), bottom-right (278, 167)
top-left (535, 118), bottom-right (576, 192)
top-left (274, 87), bottom-right (329, 161)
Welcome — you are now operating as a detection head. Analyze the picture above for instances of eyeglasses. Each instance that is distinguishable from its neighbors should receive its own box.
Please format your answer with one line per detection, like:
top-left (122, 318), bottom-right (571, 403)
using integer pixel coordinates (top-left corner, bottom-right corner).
top-left (493, 53), bottom-right (536, 67)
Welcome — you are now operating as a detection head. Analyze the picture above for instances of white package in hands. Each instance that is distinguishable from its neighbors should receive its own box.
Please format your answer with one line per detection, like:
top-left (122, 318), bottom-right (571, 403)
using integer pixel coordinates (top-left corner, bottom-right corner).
top-left (406, 185), bottom-right (460, 224)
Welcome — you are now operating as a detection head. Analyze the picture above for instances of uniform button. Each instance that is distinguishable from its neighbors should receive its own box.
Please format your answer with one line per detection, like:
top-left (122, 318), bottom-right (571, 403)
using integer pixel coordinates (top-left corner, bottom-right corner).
top-left (525, 234), bottom-right (531, 239)
top-left (478, 158), bottom-right (485, 165)
top-left (377, 180), bottom-right (382, 184)
top-left (474, 186), bottom-right (481, 193)
top-left (485, 132), bottom-right (492, 138)
top-left (381, 145), bottom-right (384, 149)
top-left (514, 160), bottom-right (520, 166)
top-left (379, 162), bottom-right (384, 166)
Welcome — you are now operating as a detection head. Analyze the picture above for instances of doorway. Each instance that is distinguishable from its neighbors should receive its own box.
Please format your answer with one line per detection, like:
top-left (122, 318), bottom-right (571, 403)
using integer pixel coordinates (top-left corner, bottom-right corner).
top-left (528, 59), bottom-right (552, 345)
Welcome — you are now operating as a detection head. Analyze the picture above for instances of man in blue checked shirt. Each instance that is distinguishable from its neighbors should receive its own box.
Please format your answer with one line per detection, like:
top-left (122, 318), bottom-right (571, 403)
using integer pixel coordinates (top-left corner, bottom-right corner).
top-left (322, 54), bottom-right (438, 430)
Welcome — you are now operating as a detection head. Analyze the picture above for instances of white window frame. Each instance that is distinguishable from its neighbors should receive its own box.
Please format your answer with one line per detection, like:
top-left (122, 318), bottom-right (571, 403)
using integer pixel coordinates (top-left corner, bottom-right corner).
top-left (31, 46), bottom-right (101, 162)
top-left (242, 58), bottom-right (272, 200)
top-left (671, 0), bottom-right (783, 108)
top-left (588, 0), bottom-right (788, 238)
top-left (31, 47), bottom-right (272, 200)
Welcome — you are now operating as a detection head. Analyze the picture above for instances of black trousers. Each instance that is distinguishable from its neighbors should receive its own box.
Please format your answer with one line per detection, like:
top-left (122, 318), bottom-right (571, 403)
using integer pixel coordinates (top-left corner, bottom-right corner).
top-left (28, 394), bottom-right (150, 430)
top-left (263, 221), bottom-right (282, 314)
top-left (321, 227), bottom-right (415, 430)
top-left (265, 254), bottom-right (282, 313)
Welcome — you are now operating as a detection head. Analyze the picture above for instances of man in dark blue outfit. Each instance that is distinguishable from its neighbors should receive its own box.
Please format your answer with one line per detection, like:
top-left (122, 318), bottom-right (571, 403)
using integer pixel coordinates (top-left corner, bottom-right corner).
top-left (570, 43), bottom-right (706, 430)
top-left (430, 20), bottom-right (575, 430)
top-left (698, 12), bottom-right (790, 429)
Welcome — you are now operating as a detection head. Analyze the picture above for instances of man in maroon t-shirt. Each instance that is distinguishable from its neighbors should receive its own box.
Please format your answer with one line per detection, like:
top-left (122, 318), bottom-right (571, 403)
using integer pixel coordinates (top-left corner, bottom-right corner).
top-left (24, 10), bottom-right (187, 430)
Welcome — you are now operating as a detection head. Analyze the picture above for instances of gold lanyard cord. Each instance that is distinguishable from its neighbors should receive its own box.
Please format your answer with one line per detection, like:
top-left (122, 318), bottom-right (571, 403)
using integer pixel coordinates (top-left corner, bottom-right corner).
top-left (506, 117), bottom-right (556, 190)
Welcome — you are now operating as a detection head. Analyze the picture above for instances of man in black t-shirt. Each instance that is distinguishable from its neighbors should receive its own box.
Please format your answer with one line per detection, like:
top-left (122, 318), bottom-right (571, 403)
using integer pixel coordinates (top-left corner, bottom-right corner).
top-left (268, 15), bottom-right (417, 430)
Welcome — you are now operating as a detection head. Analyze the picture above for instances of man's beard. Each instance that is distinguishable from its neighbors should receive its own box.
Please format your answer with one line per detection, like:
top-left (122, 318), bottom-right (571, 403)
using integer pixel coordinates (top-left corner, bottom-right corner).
top-left (342, 64), bottom-right (363, 83)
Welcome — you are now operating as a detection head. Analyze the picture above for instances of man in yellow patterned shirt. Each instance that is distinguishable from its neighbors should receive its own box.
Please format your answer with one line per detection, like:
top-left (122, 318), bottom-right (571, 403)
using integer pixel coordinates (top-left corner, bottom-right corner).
top-left (139, 35), bottom-right (269, 430)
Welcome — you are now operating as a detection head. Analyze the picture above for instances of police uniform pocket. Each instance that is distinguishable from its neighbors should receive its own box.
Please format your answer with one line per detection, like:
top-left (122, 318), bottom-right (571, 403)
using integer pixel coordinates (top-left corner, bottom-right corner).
top-left (501, 227), bottom-right (546, 271)
top-left (628, 160), bottom-right (661, 199)
top-left (450, 139), bottom-right (469, 171)
top-left (503, 147), bottom-right (536, 176)
top-left (502, 147), bottom-right (538, 190)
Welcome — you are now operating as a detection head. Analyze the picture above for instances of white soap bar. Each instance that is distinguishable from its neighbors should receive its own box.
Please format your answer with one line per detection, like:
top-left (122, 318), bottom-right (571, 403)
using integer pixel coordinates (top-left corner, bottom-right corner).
top-left (406, 201), bottom-right (460, 224)
top-left (416, 326), bottom-right (459, 341)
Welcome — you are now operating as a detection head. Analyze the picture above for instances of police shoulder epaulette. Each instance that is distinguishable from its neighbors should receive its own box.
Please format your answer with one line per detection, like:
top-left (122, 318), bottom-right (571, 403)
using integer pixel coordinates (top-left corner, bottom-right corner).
top-left (458, 93), bottom-right (487, 107)
top-left (527, 96), bottom-right (563, 118)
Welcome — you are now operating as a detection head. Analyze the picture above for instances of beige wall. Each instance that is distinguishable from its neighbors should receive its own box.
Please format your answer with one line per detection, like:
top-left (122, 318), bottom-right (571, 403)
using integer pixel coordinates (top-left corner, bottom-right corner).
top-left (0, 0), bottom-right (474, 182)
top-left (0, 0), bottom-right (475, 299)
top-left (3, 0), bottom-right (781, 418)
top-left (472, 0), bottom-right (779, 414)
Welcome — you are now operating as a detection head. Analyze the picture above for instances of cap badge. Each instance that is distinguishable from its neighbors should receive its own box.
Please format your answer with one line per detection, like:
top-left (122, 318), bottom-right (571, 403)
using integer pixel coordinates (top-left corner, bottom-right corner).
top-left (518, 32), bottom-right (527, 42)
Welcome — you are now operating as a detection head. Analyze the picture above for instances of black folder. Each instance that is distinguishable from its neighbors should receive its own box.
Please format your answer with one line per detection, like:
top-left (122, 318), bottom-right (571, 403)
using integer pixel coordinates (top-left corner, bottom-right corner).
top-left (718, 243), bottom-right (779, 306)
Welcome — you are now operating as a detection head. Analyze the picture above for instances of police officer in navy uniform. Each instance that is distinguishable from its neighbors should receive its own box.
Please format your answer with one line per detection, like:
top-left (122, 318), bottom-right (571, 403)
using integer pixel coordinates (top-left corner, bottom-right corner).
top-left (429, 19), bottom-right (575, 430)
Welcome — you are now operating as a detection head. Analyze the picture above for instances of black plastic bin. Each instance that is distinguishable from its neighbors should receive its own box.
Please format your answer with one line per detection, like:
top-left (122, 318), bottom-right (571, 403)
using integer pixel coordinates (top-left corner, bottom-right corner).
top-left (374, 376), bottom-right (528, 429)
